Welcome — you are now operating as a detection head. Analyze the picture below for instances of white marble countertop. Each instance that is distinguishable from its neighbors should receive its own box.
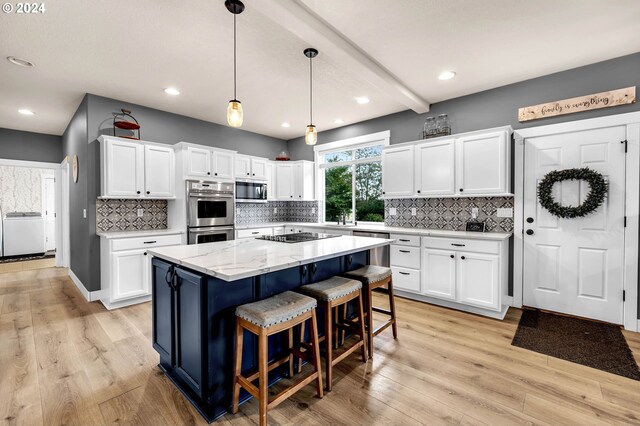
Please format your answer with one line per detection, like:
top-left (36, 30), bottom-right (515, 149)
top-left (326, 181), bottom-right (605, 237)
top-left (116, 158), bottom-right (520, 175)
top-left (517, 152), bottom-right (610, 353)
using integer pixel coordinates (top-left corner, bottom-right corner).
top-left (235, 222), bottom-right (512, 241)
top-left (97, 229), bottom-right (184, 239)
top-left (148, 235), bottom-right (393, 282)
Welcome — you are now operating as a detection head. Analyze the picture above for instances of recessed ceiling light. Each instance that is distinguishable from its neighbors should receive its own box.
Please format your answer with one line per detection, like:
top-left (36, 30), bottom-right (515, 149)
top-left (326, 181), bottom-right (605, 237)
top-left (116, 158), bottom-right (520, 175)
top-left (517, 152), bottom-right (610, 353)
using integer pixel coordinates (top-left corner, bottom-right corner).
top-left (333, 119), bottom-right (344, 124)
top-left (164, 87), bottom-right (180, 96)
top-left (355, 96), bottom-right (370, 104)
top-left (18, 109), bottom-right (35, 115)
top-left (281, 122), bottom-right (291, 128)
top-left (7, 56), bottom-right (35, 67)
top-left (438, 71), bottom-right (456, 80)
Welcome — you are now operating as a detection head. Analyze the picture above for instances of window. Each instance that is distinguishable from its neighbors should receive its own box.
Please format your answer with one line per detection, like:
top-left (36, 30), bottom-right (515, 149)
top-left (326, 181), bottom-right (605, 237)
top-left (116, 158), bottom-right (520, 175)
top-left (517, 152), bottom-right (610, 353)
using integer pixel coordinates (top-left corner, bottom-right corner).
top-left (315, 131), bottom-right (390, 224)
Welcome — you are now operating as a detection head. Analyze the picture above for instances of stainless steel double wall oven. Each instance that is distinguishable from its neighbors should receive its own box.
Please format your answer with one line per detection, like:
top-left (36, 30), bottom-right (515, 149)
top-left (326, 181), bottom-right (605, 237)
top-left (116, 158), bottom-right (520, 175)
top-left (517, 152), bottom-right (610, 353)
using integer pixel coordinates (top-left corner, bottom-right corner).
top-left (186, 180), bottom-right (235, 244)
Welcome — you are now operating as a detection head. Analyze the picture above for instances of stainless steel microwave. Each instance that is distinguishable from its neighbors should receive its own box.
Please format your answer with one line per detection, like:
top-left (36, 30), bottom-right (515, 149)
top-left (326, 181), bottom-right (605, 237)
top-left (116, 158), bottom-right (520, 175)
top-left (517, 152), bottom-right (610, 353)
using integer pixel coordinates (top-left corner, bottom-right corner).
top-left (235, 181), bottom-right (267, 202)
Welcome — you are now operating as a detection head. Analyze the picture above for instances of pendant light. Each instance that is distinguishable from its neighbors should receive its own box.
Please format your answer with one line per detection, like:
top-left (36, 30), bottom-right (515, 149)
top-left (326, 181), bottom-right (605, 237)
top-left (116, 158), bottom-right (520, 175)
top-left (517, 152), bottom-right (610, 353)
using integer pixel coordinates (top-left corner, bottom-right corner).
top-left (304, 48), bottom-right (318, 145)
top-left (225, 0), bottom-right (244, 127)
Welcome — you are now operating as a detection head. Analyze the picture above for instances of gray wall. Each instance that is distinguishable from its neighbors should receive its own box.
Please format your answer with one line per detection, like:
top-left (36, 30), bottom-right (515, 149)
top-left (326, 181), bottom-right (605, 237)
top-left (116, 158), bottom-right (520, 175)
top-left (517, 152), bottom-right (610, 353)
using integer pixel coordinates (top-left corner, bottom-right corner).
top-left (0, 128), bottom-right (62, 163)
top-left (75, 94), bottom-right (288, 292)
top-left (288, 52), bottom-right (640, 159)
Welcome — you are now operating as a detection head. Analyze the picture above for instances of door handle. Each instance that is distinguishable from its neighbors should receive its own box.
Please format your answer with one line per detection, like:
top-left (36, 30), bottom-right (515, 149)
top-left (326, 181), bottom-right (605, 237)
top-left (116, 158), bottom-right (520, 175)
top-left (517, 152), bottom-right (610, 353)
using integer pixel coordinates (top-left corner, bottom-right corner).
top-left (398, 271), bottom-right (410, 275)
top-left (451, 243), bottom-right (465, 247)
top-left (526, 229), bottom-right (534, 235)
top-left (399, 250), bottom-right (410, 253)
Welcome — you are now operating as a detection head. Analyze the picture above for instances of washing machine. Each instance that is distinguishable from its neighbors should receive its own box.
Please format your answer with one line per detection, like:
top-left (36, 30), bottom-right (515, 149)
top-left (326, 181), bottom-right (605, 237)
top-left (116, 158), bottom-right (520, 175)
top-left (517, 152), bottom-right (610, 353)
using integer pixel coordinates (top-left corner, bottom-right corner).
top-left (2, 212), bottom-right (45, 256)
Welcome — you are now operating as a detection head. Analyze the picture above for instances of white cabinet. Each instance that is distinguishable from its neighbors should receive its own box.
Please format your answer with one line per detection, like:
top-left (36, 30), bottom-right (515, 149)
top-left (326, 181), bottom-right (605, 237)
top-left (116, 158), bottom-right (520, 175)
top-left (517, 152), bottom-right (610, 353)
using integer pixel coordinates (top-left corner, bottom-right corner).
top-left (456, 131), bottom-right (508, 195)
top-left (457, 251), bottom-right (500, 310)
top-left (414, 139), bottom-right (455, 196)
top-left (265, 161), bottom-right (276, 200)
top-left (100, 233), bottom-right (182, 309)
top-left (213, 150), bottom-right (234, 180)
top-left (100, 136), bottom-right (175, 199)
top-left (273, 226), bottom-right (285, 235)
top-left (235, 155), bottom-right (268, 180)
top-left (382, 145), bottom-right (414, 197)
top-left (390, 234), bottom-right (421, 293)
top-left (236, 227), bottom-right (273, 239)
top-left (186, 146), bottom-right (211, 178)
top-left (276, 161), bottom-right (314, 200)
top-left (144, 145), bottom-right (175, 197)
top-left (422, 248), bottom-right (457, 301)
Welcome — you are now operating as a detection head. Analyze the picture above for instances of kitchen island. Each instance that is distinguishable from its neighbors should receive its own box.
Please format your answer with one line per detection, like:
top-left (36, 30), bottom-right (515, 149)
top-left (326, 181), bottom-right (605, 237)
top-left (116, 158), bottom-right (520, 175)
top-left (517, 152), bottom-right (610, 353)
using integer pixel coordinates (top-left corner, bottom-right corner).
top-left (148, 234), bottom-right (393, 422)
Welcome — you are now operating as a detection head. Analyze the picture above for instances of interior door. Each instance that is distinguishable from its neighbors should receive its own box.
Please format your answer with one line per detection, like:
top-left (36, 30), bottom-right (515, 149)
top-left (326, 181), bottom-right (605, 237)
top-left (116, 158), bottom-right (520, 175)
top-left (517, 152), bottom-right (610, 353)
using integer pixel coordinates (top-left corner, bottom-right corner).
top-left (523, 126), bottom-right (626, 324)
top-left (42, 176), bottom-right (56, 252)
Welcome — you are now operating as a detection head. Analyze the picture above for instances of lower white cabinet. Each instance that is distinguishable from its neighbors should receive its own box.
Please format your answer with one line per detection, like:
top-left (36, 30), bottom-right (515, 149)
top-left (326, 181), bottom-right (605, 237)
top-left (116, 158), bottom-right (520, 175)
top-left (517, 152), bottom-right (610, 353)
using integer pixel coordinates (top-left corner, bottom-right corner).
top-left (100, 233), bottom-right (182, 309)
top-left (457, 251), bottom-right (500, 310)
top-left (236, 227), bottom-right (273, 239)
top-left (422, 248), bottom-right (457, 300)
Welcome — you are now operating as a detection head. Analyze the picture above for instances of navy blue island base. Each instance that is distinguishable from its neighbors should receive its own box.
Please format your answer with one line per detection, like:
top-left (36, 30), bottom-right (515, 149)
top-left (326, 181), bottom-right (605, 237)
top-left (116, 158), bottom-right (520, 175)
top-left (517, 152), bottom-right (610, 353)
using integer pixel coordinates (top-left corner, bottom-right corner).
top-left (151, 249), bottom-right (369, 423)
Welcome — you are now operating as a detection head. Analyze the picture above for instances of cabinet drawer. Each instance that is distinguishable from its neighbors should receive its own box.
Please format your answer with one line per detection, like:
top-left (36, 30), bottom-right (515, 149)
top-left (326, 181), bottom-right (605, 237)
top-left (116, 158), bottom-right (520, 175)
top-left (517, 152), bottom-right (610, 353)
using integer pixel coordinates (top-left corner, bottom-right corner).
top-left (391, 267), bottom-right (421, 293)
top-left (273, 226), bottom-right (285, 235)
top-left (390, 245), bottom-right (420, 269)
top-left (422, 237), bottom-right (499, 255)
top-left (112, 234), bottom-right (182, 251)
top-left (390, 233), bottom-right (420, 247)
top-left (237, 227), bottom-right (273, 239)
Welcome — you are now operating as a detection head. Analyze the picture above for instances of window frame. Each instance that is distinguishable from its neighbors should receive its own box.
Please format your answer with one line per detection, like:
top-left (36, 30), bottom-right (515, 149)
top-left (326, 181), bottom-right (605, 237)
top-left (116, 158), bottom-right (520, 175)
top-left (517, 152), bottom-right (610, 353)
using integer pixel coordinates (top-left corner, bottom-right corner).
top-left (314, 131), bottom-right (390, 224)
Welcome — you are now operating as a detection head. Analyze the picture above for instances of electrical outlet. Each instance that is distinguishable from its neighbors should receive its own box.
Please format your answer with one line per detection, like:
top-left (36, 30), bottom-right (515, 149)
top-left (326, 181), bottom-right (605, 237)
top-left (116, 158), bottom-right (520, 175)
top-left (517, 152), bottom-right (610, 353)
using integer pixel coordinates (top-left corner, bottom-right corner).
top-left (273, 207), bottom-right (277, 214)
top-left (311, 208), bottom-right (315, 214)
top-left (389, 207), bottom-right (397, 216)
top-left (137, 208), bottom-right (144, 218)
top-left (497, 207), bottom-right (513, 218)
top-left (472, 207), bottom-right (479, 217)
top-left (411, 208), bottom-right (417, 216)
top-left (83, 209), bottom-right (86, 219)
top-left (236, 208), bottom-right (241, 215)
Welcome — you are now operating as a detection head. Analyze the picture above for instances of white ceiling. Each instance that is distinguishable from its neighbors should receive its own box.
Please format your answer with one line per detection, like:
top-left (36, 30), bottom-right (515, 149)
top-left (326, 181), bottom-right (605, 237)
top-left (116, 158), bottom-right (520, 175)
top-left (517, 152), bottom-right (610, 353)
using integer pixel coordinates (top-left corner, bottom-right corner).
top-left (1, 0), bottom-right (639, 140)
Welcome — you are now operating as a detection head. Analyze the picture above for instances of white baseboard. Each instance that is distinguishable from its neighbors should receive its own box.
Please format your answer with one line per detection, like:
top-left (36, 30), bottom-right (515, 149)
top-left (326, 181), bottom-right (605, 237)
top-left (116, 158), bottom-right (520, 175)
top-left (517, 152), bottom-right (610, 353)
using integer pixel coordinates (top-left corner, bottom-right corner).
top-left (67, 268), bottom-right (102, 302)
top-left (99, 295), bottom-right (151, 310)
top-left (394, 289), bottom-right (509, 320)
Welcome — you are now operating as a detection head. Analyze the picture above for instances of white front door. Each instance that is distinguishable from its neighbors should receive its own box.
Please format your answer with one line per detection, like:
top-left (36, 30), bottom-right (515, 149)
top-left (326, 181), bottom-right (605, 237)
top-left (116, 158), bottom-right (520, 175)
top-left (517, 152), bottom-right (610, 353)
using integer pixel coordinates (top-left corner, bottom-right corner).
top-left (523, 125), bottom-right (627, 324)
top-left (42, 176), bottom-right (56, 252)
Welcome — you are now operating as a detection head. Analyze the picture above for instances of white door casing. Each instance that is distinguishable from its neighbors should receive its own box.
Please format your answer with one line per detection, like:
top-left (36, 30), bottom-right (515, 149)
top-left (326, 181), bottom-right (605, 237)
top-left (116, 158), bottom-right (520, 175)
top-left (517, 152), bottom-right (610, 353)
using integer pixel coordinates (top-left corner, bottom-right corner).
top-left (522, 126), bottom-right (626, 324)
top-left (42, 176), bottom-right (56, 252)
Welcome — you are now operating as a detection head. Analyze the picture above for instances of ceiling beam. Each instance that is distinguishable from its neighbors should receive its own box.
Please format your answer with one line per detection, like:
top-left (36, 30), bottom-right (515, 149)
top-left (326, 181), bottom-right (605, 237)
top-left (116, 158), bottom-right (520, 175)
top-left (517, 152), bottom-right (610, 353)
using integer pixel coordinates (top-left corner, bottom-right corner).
top-left (249, 0), bottom-right (430, 113)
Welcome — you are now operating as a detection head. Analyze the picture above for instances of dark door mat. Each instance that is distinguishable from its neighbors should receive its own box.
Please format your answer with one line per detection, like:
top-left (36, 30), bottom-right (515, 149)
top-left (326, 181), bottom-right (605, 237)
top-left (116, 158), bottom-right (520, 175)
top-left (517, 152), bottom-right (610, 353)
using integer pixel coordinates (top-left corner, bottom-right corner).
top-left (512, 309), bottom-right (640, 381)
top-left (0, 253), bottom-right (54, 264)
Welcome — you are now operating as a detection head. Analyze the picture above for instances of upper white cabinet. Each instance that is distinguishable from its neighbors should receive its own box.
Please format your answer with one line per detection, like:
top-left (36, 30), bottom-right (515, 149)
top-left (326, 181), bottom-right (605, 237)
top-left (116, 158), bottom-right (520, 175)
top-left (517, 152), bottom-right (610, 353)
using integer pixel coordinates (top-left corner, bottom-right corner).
top-left (177, 143), bottom-right (236, 181)
top-left (235, 155), bottom-right (268, 180)
top-left (144, 145), bottom-right (175, 197)
top-left (276, 161), bottom-right (314, 200)
top-left (414, 139), bottom-right (455, 196)
top-left (100, 136), bottom-right (175, 199)
top-left (265, 161), bottom-right (276, 200)
top-left (383, 126), bottom-right (511, 198)
top-left (456, 131), bottom-right (508, 195)
top-left (381, 145), bottom-right (414, 197)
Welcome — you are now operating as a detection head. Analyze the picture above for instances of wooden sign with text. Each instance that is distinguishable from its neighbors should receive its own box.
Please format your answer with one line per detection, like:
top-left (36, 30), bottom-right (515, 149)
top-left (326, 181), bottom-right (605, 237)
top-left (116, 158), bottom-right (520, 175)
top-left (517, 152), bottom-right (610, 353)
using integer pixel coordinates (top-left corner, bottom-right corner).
top-left (518, 87), bottom-right (636, 122)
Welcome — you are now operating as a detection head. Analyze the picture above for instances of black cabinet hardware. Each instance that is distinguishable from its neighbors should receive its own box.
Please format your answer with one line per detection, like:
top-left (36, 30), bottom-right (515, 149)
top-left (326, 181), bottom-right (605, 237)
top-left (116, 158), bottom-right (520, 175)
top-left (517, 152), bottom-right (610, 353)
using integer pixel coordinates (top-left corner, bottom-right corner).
top-left (382, 191), bottom-right (385, 195)
top-left (251, 231), bottom-right (259, 235)
top-left (399, 250), bottom-right (410, 253)
top-left (461, 256), bottom-right (466, 260)
top-left (146, 191), bottom-right (150, 195)
top-left (451, 243), bottom-right (465, 247)
top-left (526, 217), bottom-right (534, 223)
top-left (311, 263), bottom-right (317, 274)
top-left (459, 188), bottom-right (463, 192)
top-left (246, 172), bottom-right (249, 175)
top-left (526, 229), bottom-right (534, 235)
top-left (450, 254), bottom-right (454, 258)
top-left (399, 239), bottom-right (410, 242)
top-left (207, 172), bottom-right (210, 175)
top-left (215, 172), bottom-right (218, 176)
top-left (399, 271), bottom-right (410, 275)
top-left (144, 240), bottom-right (157, 244)
top-left (417, 190), bottom-right (421, 194)
top-left (144, 252), bottom-right (148, 256)
top-left (137, 190), bottom-right (141, 194)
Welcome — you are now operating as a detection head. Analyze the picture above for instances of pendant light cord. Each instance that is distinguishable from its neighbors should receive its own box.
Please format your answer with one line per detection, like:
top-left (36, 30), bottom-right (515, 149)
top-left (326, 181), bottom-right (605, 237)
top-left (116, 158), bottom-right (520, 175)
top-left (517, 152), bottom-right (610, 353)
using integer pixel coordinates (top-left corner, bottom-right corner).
top-left (233, 13), bottom-right (237, 100)
top-left (309, 54), bottom-right (313, 125)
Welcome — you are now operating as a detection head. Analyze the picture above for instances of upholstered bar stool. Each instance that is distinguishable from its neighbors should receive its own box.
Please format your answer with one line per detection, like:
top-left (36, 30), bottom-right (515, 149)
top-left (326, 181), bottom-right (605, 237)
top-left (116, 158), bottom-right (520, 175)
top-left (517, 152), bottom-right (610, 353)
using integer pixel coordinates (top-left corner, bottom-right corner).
top-left (342, 265), bottom-right (397, 357)
top-left (232, 291), bottom-right (323, 426)
top-left (298, 276), bottom-right (368, 391)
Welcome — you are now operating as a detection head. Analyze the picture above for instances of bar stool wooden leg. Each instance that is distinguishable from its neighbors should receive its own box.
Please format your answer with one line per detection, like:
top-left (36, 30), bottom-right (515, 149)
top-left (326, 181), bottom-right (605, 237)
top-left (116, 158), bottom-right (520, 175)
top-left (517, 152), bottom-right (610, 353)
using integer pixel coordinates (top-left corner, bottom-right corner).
top-left (258, 331), bottom-right (269, 426)
top-left (297, 321), bottom-right (305, 374)
top-left (366, 287), bottom-right (374, 358)
top-left (232, 319), bottom-right (244, 414)
top-left (288, 327), bottom-right (294, 377)
top-left (388, 278), bottom-right (398, 339)
top-left (357, 291), bottom-right (368, 362)
top-left (324, 301), bottom-right (333, 391)
top-left (310, 310), bottom-right (324, 398)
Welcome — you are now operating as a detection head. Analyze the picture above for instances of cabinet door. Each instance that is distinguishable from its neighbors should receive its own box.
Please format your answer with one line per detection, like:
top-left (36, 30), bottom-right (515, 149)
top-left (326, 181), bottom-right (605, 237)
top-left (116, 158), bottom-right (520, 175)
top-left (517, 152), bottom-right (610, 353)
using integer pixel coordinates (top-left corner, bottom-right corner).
top-left (251, 158), bottom-right (268, 180)
top-left (414, 139), bottom-right (455, 196)
top-left (213, 151), bottom-right (234, 180)
top-left (112, 249), bottom-right (149, 301)
top-left (293, 163), bottom-right (304, 200)
top-left (175, 267), bottom-right (206, 398)
top-left (382, 146), bottom-right (414, 197)
top-left (276, 163), bottom-right (294, 199)
top-left (265, 161), bottom-right (276, 200)
top-left (422, 248), bottom-right (456, 301)
top-left (105, 140), bottom-right (144, 197)
top-left (457, 252), bottom-right (500, 311)
top-left (151, 258), bottom-right (175, 365)
top-left (186, 147), bottom-right (211, 178)
top-left (235, 155), bottom-right (251, 178)
top-left (456, 131), bottom-right (507, 194)
top-left (145, 145), bottom-right (175, 198)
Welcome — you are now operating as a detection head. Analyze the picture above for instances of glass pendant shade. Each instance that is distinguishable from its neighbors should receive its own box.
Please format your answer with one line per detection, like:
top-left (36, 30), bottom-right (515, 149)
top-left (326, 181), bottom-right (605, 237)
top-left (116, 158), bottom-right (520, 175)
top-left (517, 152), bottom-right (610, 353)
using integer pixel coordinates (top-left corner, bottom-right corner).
top-left (305, 124), bottom-right (317, 145)
top-left (227, 100), bottom-right (243, 127)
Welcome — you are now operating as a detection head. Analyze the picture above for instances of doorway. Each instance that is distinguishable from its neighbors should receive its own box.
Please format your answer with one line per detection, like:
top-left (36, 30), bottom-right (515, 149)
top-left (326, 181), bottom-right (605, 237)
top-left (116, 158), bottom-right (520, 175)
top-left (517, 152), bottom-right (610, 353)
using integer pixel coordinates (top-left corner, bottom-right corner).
top-left (514, 112), bottom-right (640, 331)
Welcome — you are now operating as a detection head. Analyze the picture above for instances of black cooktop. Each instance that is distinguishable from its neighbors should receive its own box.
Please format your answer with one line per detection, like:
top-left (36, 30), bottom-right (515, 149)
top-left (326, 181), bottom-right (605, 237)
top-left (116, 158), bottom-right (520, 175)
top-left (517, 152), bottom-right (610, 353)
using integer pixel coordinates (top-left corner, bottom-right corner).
top-left (256, 232), bottom-right (341, 243)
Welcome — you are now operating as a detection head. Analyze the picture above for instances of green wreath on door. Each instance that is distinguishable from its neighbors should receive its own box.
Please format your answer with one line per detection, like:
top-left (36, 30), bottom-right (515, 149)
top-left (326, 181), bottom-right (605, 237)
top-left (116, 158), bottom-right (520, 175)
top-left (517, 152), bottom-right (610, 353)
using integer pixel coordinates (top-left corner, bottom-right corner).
top-left (537, 167), bottom-right (608, 218)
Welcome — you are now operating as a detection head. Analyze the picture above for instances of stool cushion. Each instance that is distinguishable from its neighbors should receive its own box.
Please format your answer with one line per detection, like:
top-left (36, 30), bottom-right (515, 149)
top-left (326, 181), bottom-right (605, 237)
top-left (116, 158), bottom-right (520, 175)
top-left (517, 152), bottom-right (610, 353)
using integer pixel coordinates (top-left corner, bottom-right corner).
top-left (236, 291), bottom-right (317, 328)
top-left (298, 276), bottom-right (362, 302)
top-left (342, 265), bottom-right (392, 285)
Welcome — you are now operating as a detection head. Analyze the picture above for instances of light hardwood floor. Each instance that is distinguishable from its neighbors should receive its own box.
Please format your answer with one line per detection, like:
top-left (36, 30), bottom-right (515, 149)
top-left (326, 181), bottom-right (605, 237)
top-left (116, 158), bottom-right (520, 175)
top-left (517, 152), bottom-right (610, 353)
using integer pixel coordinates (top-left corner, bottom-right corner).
top-left (2, 267), bottom-right (640, 425)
